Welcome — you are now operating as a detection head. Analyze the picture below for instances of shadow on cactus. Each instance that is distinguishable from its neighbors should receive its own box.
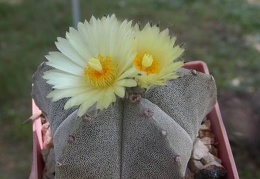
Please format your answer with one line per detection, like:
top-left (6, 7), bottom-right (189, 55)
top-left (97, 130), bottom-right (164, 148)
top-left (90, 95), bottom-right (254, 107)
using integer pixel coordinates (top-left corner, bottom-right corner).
top-left (32, 14), bottom-right (217, 178)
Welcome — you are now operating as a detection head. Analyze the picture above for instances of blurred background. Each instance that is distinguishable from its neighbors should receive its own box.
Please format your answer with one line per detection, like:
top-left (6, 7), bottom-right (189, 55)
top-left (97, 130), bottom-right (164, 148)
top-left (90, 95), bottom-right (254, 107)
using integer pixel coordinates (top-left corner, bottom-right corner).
top-left (0, 0), bottom-right (259, 178)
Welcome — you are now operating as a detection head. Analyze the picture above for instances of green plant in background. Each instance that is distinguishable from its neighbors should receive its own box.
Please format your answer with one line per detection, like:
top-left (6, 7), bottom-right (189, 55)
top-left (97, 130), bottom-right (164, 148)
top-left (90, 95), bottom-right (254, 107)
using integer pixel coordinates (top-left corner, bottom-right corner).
top-left (0, 0), bottom-right (259, 178)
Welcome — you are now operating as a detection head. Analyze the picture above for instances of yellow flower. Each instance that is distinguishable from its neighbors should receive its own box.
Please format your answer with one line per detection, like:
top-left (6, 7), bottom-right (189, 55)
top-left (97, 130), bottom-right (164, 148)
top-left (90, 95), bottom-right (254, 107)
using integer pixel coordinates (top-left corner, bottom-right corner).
top-left (43, 15), bottom-right (137, 116)
top-left (133, 23), bottom-right (184, 89)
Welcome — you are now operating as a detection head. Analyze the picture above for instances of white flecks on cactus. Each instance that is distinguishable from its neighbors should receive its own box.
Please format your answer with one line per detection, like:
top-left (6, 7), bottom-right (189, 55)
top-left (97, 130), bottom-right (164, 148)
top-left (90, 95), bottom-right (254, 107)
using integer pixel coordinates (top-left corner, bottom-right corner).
top-left (161, 130), bottom-right (167, 136)
top-left (174, 155), bottom-right (181, 163)
top-left (143, 108), bottom-right (154, 117)
top-left (128, 93), bottom-right (141, 103)
top-left (191, 69), bottom-right (198, 76)
top-left (83, 114), bottom-right (92, 123)
top-left (67, 135), bottom-right (76, 144)
top-left (56, 162), bottom-right (62, 167)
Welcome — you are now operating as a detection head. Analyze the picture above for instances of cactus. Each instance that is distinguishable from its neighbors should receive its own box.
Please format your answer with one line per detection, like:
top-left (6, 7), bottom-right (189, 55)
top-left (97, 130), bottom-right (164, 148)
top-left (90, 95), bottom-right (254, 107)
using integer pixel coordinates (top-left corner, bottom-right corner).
top-left (32, 64), bottom-right (217, 178)
top-left (32, 14), bottom-right (217, 178)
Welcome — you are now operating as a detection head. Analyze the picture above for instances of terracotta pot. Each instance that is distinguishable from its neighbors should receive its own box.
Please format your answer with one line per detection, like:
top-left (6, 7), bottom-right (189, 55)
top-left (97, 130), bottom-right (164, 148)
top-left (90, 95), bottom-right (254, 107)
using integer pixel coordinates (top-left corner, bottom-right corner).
top-left (29, 61), bottom-right (239, 179)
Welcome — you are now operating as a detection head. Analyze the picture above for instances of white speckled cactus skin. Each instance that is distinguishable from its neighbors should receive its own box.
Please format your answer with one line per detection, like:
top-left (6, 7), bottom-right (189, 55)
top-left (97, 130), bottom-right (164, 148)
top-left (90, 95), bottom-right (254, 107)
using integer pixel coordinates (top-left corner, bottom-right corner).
top-left (32, 63), bottom-right (217, 179)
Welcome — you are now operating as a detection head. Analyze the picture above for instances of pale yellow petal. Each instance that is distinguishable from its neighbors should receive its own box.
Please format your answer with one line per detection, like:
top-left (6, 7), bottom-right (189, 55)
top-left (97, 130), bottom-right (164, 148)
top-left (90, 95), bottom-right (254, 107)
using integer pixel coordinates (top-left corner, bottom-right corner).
top-left (66, 27), bottom-right (92, 60)
top-left (64, 90), bottom-right (97, 109)
top-left (96, 88), bottom-right (115, 109)
top-left (116, 79), bottom-right (137, 87)
top-left (55, 37), bottom-right (86, 66)
top-left (45, 52), bottom-right (84, 76)
top-left (45, 77), bottom-right (86, 89)
top-left (113, 86), bottom-right (125, 98)
top-left (46, 87), bottom-right (89, 101)
top-left (77, 97), bottom-right (97, 117)
top-left (117, 67), bottom-right (138, 81)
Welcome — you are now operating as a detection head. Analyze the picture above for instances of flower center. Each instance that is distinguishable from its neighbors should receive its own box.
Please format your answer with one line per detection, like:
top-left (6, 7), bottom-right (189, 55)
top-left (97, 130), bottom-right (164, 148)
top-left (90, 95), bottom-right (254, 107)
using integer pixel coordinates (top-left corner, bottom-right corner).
top-left (133, 53), bottom-right (159, 75)
top-left (84, 55), bottom-right (117, 88)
